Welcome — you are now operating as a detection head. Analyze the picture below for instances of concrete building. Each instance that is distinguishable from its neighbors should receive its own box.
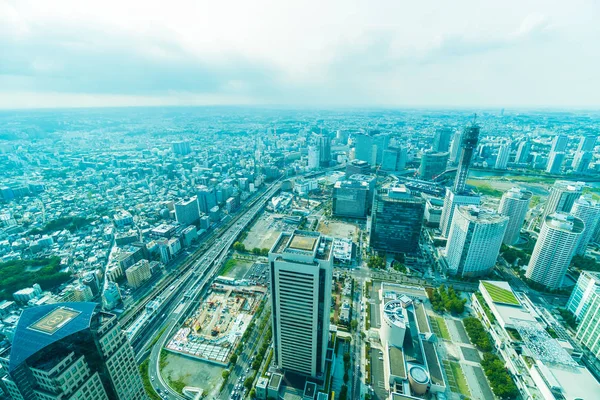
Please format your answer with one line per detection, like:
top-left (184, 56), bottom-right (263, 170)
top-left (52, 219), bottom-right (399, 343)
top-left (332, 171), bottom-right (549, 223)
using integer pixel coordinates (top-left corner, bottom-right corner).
top-left (570, 196), bottom-right (600, 256)
top-left (0, 303), bottom-right (146, 400)
top-left (125, 259), bottom-right (152, 289)
top-left (424, 196), bottom-right (444, 227)
top-left (172, 140), bottom-right (191, 155)
top-left (332, 179), bottom-right (368, 219)
top-left (572, 151), bottom-right (594, 173)
top-left (494, 142), bottom-right (511, 170)
top-left (345, 160), bottom-right (371, 177)
top-left (577, 135), bottom-right (597, 152)
top-left (382, 147), bottom-right (407, 172)
top-left (174, 197), bottom-right (200, 226)
top-left (498, 187), bottom-right (532, 245)
top-left (448, 131), bottom-right (463, 166)
top-left (543, 180), bottom-right (584, 219)
top-left (370, 186), bottom-right (425, 254)
top-left (516, 139), bottom-right (531, 163)
top-left (197, 186), bottom-right (217, 214)
top-left (546, 151), bottom-right (565, 174)
top-left (268, 230), bottom-right (333, 378)
top-left (317, 134), bottom-right (331, 167)
top-left (525, 212), bottom-right (584, 290)
top-left (354, 132), bottom-right (390, 165)
top-left (445, 206), bottom-right (508, 277)
top-left (433, 127), bottom-right (453, 153)
top-left (576, 285), bottom-right (600, 361)
top-left (13, 284), bottom-right (42, 304)
top-left (307, 145), bottom-right (319, 170)
top-left (552, 134), bottom-right (569, 152)
top-left (440, 189), bottom-right (481, 237)
top-left (102, 282), bottom-right (122, 310)
top-left (419, 151), bottom-right (449, 180)
top-left (567, 271), bottom-right (600, 320)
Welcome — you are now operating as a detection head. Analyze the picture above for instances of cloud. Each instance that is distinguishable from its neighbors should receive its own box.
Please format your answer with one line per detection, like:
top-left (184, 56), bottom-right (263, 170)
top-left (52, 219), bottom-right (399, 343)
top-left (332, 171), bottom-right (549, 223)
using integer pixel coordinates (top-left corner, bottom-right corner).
top-left (0, 0), bottom-right (599, 108)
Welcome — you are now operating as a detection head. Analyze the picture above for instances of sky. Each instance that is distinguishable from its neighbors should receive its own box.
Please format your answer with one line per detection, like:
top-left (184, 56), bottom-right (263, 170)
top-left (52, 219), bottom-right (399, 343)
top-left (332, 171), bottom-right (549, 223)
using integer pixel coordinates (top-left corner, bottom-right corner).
top-left (1, 0), bottom-right (599, 109)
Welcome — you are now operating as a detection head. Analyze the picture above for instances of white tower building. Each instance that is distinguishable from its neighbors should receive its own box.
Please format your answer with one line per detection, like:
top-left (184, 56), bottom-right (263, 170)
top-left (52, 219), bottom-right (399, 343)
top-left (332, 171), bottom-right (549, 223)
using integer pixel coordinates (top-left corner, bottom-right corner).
top-left (571, 196), bottom-right (600, 256)
top-left (307, 145), bottom-right (320, 170)
top-left (445, 206), bottom-right (508, 277)
top-left (543, 180), bottom-right (584, 219)
top-left (440, 189), bottom-right (480, 237)
top-left (498, 187), bottom-right (532, 245)
top-left (525, 212), bottom-right (584, 289)
top-left (494, 143), bottom-right (511, 170)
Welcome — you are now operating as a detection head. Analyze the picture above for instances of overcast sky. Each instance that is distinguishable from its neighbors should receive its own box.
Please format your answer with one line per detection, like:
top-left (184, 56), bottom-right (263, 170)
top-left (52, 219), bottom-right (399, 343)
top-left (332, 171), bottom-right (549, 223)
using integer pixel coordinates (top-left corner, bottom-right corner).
top-left (1, 0), bottom-right (599, 109)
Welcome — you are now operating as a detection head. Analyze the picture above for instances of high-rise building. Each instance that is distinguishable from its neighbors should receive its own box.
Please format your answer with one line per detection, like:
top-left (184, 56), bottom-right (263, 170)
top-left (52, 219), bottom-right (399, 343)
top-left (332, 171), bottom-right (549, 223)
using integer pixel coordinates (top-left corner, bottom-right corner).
top-left (572, 151), bottom-right (594, 173)
top-left (515, 139), bottom-right (531, 164)
top-left (567, 271), bottom-right (600, 320)
top-left (196, 186), bottom-right (217, 213)
top-left (174, 196), bottom-right (200, 226)
top-left (448, 131), bottom-right (463, 166)
top-left (498, 187), bottom-right (532, 245)
top-left (332, 180), bottom-right (369, 219)
top-left (0, 303), bottom-right (146, 400)
top-left (546, 151), bottom-right (565, 174)
top-left (576, 286), bottom-right (600, 360)
top-left (419, 151), bottom-right (449, 180)
top-left (570, 196), bottom-right (600, 256)
top-left (353, 132), bottom-right (390, 165)
top-left (172, 140), bottom-right (192, 155)
top-left (445, 206), bottom-right (508, 277)
top-left (345, 159), bottom-right (371, 177)
top-left (317, 134), bottom-right (331, 167)
top-left (543, 180), bottom-right (584, 219)
top-left (125, 259), bottom-right (152, 289)
top-left (307, 145), bottom-right (320, 170)
top-left (494, 142), bottom-right (511, 170)
top-left (577, 135), bottom-right (597, 152)
top-left (268, 231), bottom-right (333, 378)
top-left (525, 212), bottom-right (584, 290)
top-left (381, 146), bottom-right (407, 171)
top-left (552, 135), bottom-right (569, 152)
top-left (433, 127), bottom-right (453, 153)
top-left (370, 186), bottom-right (425, 254)
top-left (453, 124), bottom-right (480, 194)
top-left (440, 189), bottom-right (481, 237)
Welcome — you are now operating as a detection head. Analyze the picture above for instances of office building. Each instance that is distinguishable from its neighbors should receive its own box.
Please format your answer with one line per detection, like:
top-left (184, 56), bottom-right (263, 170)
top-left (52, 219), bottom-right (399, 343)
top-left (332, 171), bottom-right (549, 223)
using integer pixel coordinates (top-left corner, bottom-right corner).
top-left (494, 142), bottom-right (511, 170)
top-left (332, 180), bottom-right (369, 219)
top-left (445, 206), bottom-right (508, 277)
top-left (576, 287), bottom-right (600, 360)
top-left (546, 151), bottom-right (565, 174)
top-left (102, 282), bottom-right (122, 310)
top-left (572, 151), bottom-right (594, 173)
top-left (0, 303), bottom-right (146, 400)
top-left (440, 189), bottom-right (481, 237)
top-left (567, 271), bottom-right (600, 320)
top-left (419, 151), bottom-right (449, 180)
top-left (307, 145), bottom-right (319, 170)
top-left (172, 140), bottom-right (191, 155)
top-left (370, 186), bottom-right (425, 254)
top-left (354, 132), bottom-right (390, 165)
top-left (345, 159), bottom-right (371, 177)
top-left (498, 187), bottom-right (532, 245)
top-left (125, 259), bottom-right (152, 289)
top-left (543, 180), bottom-right (584, 219)
top-left (525, 212), bottom-right (584, 290)
top-left (570, 196), bottom-right (600, 256)
top-left (174, 197), bottom-right (200, 226)
top-left (577, 135), bottom-right (596, 152)
top-left (516, 139), bottom-right (531, 163)
top-left (433, 127), bottom-right (453, 153)
top-left (268, 231), bottom-right (333, 378)
top-left (196, 186), bottom-right (217, 213)
top-left (448, 131), bottom-right (463, 166)
top-left (552, 135), bottom-right (569, 152)
top-left (381, 146), bottom-right (407, 171)
top-left (317, 134), bottom-right (331, 167)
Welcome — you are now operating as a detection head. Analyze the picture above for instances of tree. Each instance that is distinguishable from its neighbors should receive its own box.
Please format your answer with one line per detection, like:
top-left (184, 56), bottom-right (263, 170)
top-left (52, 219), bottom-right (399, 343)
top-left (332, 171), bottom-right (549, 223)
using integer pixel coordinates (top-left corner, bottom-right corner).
top-left (350, 319), bottom-right (358, 331)
top-left (338, 385), bottom-right (348, 400)
top-left (343, 372), bottom-right (349, 383)
top-left (343, 352), bottom-right (351, 364)
top-left (233, 242), bottom-right (246, 252)
top-left (252, 247), bottom-right (261, 255)
top-left (244, 376), bottom-right (254, 390)
top-left (249, 389), bottom-right (256, 399)
top-left (367, 255), bottom-right (385, 269)
top-left (230, 353), bottom-right (238, 365)
top-left (222, 370), bottom-right (230, 379)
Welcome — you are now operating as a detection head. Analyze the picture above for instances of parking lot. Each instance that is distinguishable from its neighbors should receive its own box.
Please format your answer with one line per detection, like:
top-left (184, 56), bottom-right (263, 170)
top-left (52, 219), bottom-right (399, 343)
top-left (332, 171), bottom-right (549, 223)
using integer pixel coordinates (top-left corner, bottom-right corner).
top-left (368, 347), bottom-right (387, 400)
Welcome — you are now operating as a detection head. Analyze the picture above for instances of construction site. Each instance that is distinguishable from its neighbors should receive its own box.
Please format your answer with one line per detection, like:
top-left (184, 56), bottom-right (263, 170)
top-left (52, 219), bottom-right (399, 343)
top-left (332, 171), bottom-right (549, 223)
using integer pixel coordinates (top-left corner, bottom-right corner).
top-left (165, 282), bottom-right (267, 365)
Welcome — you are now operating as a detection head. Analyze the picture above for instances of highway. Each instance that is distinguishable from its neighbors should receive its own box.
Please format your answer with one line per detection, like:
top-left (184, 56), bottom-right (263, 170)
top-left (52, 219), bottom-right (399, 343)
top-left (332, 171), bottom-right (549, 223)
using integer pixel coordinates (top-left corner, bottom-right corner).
top-left (131, 182), bottom-right (281, 399)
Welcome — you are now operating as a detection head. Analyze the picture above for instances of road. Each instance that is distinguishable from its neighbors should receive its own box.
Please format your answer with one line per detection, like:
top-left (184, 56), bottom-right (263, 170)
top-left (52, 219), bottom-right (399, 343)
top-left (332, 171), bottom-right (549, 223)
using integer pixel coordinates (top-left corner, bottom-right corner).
top-left (139, 182), bottom-right (281, 399)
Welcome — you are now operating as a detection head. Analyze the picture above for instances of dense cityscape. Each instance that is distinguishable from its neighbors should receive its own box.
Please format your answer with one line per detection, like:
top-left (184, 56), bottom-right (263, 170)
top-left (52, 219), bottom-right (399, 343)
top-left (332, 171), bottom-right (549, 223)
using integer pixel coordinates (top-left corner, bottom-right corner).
top-left (0, 107), bottom-right (598, 400)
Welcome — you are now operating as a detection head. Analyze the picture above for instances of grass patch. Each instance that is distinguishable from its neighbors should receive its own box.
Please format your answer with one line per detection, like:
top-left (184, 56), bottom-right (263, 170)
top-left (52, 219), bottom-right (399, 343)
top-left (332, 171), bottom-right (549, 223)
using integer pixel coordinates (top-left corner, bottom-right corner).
top-left (434, 316), bottom-right (451, 340)
top-left (481, 281), bottom-right (519, 305)
top-left (167, 374), bottom-right (188, 394)
top-left (220, 259), bottom-right (237, 276)
top-left (466, 180), bottom-right (504, 197)
top-left (449, 361), bottom-right (471, 397)
top-left (139, 359), bottom-right (161, 400)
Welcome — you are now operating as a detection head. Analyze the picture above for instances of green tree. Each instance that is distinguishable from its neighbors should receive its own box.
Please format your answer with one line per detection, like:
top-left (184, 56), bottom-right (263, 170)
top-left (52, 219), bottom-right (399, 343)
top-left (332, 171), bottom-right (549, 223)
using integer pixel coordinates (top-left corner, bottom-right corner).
top-left (233, 242), bottom-right (246, 252)
top-left (343, 372), bottom-right (349, 383)
top-left (350, 319), bottom-right (358, 331)
top-left (260, 248), bottom-right (269, 256)
top-left (252, 247), bottom-right (262, 255)
top-left (249, 389), bottom-right (256, 399)
top-left (244, 376), bottom-right (254, 390)
top-left (222, 370), bottom-right (230, 380)
top-left (230, 353), bottom-right (238, 365)
top-left (367, 255), bottom-right (385, 269)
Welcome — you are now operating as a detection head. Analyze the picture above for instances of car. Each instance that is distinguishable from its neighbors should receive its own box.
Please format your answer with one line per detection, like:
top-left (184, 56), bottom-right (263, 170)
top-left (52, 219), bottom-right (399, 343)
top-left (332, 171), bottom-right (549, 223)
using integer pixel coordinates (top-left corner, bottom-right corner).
top-left (378, 357), bottom-right (383, 361)
top-left (151, 377), bottom-right (155, 381)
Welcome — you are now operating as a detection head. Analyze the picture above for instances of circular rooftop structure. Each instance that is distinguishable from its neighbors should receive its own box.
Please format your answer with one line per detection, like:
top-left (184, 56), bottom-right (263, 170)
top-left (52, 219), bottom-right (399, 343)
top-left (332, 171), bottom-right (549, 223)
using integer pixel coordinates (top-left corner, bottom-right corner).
top-left (381, 300), bottom-right (407, 348)
top-left (408, 365), bottom-right (430, 395)
top-left (383, 300), bottom-right (406, 328)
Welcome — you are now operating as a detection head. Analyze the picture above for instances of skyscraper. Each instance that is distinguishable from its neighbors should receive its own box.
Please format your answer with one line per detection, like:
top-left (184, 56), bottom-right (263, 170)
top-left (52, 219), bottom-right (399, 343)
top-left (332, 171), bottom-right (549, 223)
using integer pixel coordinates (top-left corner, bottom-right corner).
top-left (317, 134), bottom-right (331, 167)
top-left (543, 180), bottom-right (584, 219)
top-left (419, 151), bottom-right (449, 180)
top-left (381, 146), bottom-right (407, 171)
top-left (171, 140), bottom-right (192, 155)
top-left (567, 271), bottom-right (600, 320)
top-left (0, 303), bottom-right (146, 400)
top-left (494, 142), bottom-right (511, 170)
top-left (174, 196), bottom-right (200, 226)
top-left (445, 206), bottom-right (508, 277)
top-left (332, 179), bottom-right (369, 219)
top-left (572, 151), bottom-right (594, 173)
top-left (433, 127), bottom-right (453, 153)
top-left (515, 139), bottom-right (531, 164)
top-left (546, 151), bottom-right (565, 174)
top-left (498, 187), bottom-right (532, 245)
top-left (525, 212), bottom-right (584, 290)
top-left (307, 145), bottom-right (320, 170)
top-left (570, 196), bottom-right (600, 256)
top-left (268, 231), bottom-right (332, 378)
top-left (369, 186), bottom-right (425, 254)
top-left (196, 186), bottom-right (217, 213)
top-left (552, 135), bottom-right (569, 152)
top-left (453, 124), bottom-right (480, 194)
top-left (448, 131), bottom-right (463, 166)
top-left (576, 286), bottom-right (600, 360)
top-left (577, 135), bottom-right (597, 152)
top-left (353, 132), bottom-right (390, 165)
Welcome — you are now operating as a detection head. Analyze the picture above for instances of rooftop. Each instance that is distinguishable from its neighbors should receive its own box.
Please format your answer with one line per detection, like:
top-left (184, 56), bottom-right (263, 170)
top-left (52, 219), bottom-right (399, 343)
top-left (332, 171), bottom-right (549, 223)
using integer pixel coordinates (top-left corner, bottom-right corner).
top-left (389, 346), bottom-right (406, 378)
top-left (289, 235), bottom-right (318, 252)
top-left (422, 341), bottom-right (444, 386)
top-left (481, 281), bottom-right (520, 305)
top-left (414, 302), bottom-right (430, 333)
top-left (28, 307), bottom-right (81, 335)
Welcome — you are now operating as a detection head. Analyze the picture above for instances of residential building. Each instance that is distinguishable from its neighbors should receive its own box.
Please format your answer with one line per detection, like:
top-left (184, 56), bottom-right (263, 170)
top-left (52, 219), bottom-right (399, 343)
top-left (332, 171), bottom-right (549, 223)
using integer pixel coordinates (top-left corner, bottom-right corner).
top-left (268, 230), bottom-right (333, 378)
top-left (567, 271), bottom-right (600, 320)
top-left (571, 196), bottom-right (600, 256)
top-left (494, 142), bottom-right (511, 170)
top-left (516, 139), bottom-right (531, 163)
top-left (577, 135), bottom-right (596, 152)
top-left (174, 197), bottom-right (200, 226)
top-left (307, 145), bottom-right (319, 170)
top-left (433, 127), bottom-right (453, 153)
top-left (125, 259), bottom-right (152, 289)
top-left (546, 151), bottom-right (565, 174)
top-left (525, 212), bottom-right (584, 289)
top-left (445, 206), bottom-right (508, 277)
top-left (572, 151), bottom-right (594, 173)
top-left (543, 180), bottom-right (584, 219)
top-left (370, 186), bottom-right (425, 254)
top-left (440, 189), bottom-right (480, 237)
top-left (498, 187), bottom-right (532, 245)
top-left (172, 140), bottom-right (191, 155)
top-left (0, 303), bottom-right (146, 400)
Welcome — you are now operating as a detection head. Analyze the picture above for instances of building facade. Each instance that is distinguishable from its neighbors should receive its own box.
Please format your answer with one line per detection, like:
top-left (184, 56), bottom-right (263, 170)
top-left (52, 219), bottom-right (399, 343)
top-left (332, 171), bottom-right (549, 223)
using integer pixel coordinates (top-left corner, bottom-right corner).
top-left (419, 151), bottom-right (449, 180)
top-left (498, 187), bottom-right (532, 245)
top-left (332, 180), bottom-right (368, 219)
top-left (570, 196), bottom-right (600, 256)
top-left (543, 180), bottom-right (584, 219)
top-left (567, 271), bottom-right (600, 320)
top-left (174, 197), bottom-right (200, 226)
top-left (440, 189), bottom-right (481, 237)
